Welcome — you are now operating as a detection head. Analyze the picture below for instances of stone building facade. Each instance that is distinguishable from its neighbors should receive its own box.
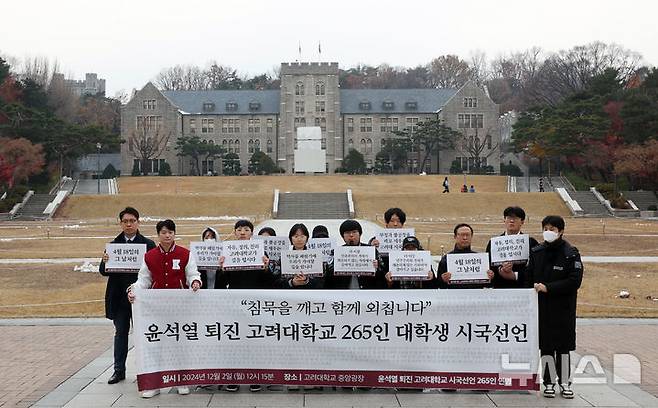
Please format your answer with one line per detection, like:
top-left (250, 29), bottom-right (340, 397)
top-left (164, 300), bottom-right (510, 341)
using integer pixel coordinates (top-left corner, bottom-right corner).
top-left (120, 62), bottom-right (500, 175)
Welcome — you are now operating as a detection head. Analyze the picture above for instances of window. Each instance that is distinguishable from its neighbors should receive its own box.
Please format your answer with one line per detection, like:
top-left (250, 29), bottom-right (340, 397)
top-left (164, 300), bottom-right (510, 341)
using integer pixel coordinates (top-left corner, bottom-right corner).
top-left (203, 102), bottom-right (215, 112)
top-left (360, 138), bottom-right (366, 153)
top-left (234, 139), bottom-right (240, 154)
top-left (315, 81), bottom-right (325, 96)
top-left (226, 102), bottom-right (238, 112)
top-left (222, 119), bottom-right (228, 133)
top-left (295, 81), bottom-right (304, 96)
top-left (248, 118), bottom-right (261, 133)
top-left (347, 117), bottom-right (354, 132)
top-left (249, 101), bottom-right (261, 111)
top-left (234, 118), bottom-right (240, 133)
top-left (458, 114), bottom-right (484, 129)
top-left (295, 101), bottom-right (305, 115)
top-left (405, 101), bottom-right (417, 110)
top-left (359, 101), bottom-right (371, 111)
top-left (405, 117), bottom-right (419, 132)
top-left (202, 160), bottom-right (214, 174)
top-left (267, 118), bottom-right (274, 133)
top-left (321, 117), bottom-right (326, 131)
top-left (463, 97), bottom-right (478, 108)
top-left (315, 101), bottom-right (325, 113)
top-left (228, 140), bottom-right (234, 153)
top-left (190, 118), bottom-right (196, 134)
top-left (380, 117), bottom-right (399, 132)
top-left (136, 115), bottom-right (162, 131)
top-left (382, 100), bottom-right (394, 110)
top-left (360, 117), bottom-right (373, 132)
top-left (267, 139), bottom-right (273, 153)
top-left (142, 99), bottom-right (156, 110)
top-left (248, 139), bottom-right (254, 153)
top-left (294, 117), bottom-right (306, 130)
top-left (202, 118), bottom-right (214, 133)
top-left (348, 139), bottom-right (354, 149)
top-left (254, 139), bottom-right (261, 152)
top-left (486, 134), bottom-right (492, 149)
top-left (366, 138), bottom-right (373, 154)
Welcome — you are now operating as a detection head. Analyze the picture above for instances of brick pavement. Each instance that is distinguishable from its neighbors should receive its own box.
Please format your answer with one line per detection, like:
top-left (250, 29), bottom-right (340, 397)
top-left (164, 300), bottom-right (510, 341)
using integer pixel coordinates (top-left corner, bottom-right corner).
top-left (577, 323), bottom-right (658, 398)
top-left (0, 325), bottom-right (113, 408)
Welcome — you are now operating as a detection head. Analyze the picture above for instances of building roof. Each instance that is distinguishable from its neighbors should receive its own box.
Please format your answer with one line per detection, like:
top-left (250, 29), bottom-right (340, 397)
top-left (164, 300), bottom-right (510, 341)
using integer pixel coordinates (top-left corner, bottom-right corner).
top-left (340, 88), bottom-right (458, 114)
top-left (162, 90), bottom-right (281, 115)
top-left (160, 88), bottom-right (458, 115)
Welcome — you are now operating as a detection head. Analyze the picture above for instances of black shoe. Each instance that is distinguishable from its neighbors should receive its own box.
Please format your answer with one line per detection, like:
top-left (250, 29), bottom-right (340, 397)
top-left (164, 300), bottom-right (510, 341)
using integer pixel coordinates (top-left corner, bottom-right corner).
top-left (108, 371), bottom-right (125, 384)
top-left (249, 384), bottom-right (262, 392)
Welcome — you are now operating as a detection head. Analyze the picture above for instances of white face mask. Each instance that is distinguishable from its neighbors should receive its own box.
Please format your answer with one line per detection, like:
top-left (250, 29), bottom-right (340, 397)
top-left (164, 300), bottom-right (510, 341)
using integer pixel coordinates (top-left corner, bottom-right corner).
top-left (543, 230), bottom-right (560, 243)
top-left (204, 238), bottom-right (215, 242)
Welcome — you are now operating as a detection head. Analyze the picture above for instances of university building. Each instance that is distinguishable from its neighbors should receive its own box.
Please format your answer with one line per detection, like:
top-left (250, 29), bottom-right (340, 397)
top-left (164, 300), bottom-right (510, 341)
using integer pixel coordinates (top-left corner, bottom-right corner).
top-left (120, 62), bottom-right (500, 175)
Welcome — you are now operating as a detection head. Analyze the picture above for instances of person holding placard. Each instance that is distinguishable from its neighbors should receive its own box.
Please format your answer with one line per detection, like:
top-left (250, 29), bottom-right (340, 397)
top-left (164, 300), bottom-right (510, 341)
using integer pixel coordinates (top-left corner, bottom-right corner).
top-left (215, 219), bottom-right (271, 393)
top-left (368, 208), bottom-right (412, 287)
top-left (486, 206), bottom-right (539, 288)
top-left (198, 227), bottom-right (221, 289)
top-left (385, 236), bottom-right (436, 289)
top-left (276, 223), bottom-right (324, 289)
top-left (99, 207), bottom-right (155, 386)
top-left (325, 219), bottom-right (385, 289)
top-left (437, 223), bottom-right (494, 289)
top-left (524, 215), bottom-right (583, 399)
top-left (257, 226), bottom-right (283, 284)
top-left (127, 219), bottom-right (201, 398)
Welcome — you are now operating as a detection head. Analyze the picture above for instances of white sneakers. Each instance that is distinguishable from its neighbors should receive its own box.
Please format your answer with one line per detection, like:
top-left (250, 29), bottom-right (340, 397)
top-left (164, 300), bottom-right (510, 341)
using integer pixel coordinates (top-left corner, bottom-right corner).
top-left (141, 389), bottom-right (160, 398)
top-left (141, 386), bottom-right (190, 398)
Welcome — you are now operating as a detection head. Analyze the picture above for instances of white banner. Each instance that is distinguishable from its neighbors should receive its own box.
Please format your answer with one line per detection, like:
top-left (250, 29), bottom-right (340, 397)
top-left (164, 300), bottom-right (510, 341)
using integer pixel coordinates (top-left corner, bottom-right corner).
top-left (490, 235), bottom-right (530, 265)
top-left (189, 241), bottom-right (223, 268)
top-left (306, 238), bottom-right (335, 263)
top-left (446, 252), bottom-right (490, 283)
top-left (105, 243), bottom-right (147, 273)
top-left (133, 289), bottom-right (539, 391)
top-left (333, 246), bottom-right (376, 276)
top-left (375, 228), bottom-right (415, 254)
top-left (388, 250), bottom-right (432, 280)
top-left (223, 240), bottom-right (265, 271)
top-left (280, 250), bottom-right (324, 277)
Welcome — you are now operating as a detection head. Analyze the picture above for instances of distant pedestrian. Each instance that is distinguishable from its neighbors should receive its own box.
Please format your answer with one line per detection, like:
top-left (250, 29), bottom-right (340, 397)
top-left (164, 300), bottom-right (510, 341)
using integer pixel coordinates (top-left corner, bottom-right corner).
top-left (461, 184), bottom-right (468, 193)
top-left (442, 177), bottom-right (450, 193)
top-left (469, 185), bottom-right (475, 193)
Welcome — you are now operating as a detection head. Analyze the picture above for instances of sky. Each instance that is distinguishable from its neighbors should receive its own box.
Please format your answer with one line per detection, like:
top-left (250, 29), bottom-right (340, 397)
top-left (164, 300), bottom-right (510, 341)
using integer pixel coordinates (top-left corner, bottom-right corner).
top-left (1, 0), bottom-right (656, 96)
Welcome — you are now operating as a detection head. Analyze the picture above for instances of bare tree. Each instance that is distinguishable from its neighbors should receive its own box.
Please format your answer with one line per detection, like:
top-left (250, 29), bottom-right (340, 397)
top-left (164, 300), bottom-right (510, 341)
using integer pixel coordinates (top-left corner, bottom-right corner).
top-left (129, 119), bottom-right (171, 175)
top-left (155, 64), bottom-right (210, 90)
top-left (455, 126), bottom-right (499, 173)
top-left (19, 56), bottom-right (60, 88)
top-left (468, 50), bottom-right (490, 86)
top-left (427, 55), bottom-right (472, 88)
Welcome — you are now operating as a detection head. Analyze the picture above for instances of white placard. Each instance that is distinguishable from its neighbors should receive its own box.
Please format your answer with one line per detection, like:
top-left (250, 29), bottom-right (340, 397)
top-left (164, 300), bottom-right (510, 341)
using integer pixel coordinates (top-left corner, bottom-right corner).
top-left (105, 243), bottom-right (147, 272)
top-left (280, 250), bottom-right (324, 277)
top-left (222, 240), bottom-right (265, 271)
top-left (133, 289), bottom-right (539, 392)
top-left (489, 234), bottom-right (530, 265)
top-left (306, 238), bottom-right (335, 263)
top-left (190, 241), bottom-right (223, 268)
top-left (374, 228), bottom-right (415, 254)
top-left (254, 236), bottom-right (289, 262)
top-left (388, 250), bottom-right (432, 280)
top-left (446, 252), bottom-right (490, 283)
top-left (333, 246), bottom-right (376, 276)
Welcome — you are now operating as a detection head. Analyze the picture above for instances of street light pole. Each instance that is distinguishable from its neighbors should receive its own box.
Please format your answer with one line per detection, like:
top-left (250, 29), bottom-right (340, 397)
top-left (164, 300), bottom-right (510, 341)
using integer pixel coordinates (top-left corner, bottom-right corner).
top-left (96, 143), bottom-right (102, 194)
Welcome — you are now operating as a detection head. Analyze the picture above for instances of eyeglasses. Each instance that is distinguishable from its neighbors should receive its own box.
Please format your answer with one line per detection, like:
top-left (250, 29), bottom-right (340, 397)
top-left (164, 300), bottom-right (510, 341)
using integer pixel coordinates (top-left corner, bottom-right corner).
top-left (121, 219), bottom-right (138, 224)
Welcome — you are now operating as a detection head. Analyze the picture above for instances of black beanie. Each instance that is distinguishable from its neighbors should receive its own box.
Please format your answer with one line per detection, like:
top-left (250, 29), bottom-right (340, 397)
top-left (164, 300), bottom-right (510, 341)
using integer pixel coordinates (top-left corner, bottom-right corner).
top-left (339, 219), bottom-right (362, 236)
top-left (312, 225), bottom-right (329, 238)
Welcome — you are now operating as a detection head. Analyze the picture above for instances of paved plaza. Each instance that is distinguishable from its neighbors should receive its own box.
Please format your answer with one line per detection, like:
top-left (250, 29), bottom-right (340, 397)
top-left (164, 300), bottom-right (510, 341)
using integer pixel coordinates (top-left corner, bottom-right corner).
top-left (1, 318), bottom-right (657, 407)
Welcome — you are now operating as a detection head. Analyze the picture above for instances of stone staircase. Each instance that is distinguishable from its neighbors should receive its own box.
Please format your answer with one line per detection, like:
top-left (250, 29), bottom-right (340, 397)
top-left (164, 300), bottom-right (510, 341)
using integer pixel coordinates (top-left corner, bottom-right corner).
top-left (622, 191), bottom-right (658, 211)
top-left (13, 194), bottom-right (56, 220)
top-left (276, 192), bottom-right (350, 219)
top-left (570, 191), bottom-right (612, 216)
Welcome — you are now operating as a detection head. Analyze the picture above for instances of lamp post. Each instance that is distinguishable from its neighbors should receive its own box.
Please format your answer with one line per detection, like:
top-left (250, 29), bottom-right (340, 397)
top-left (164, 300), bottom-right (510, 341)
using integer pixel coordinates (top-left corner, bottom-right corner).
top-left (96, 143), bottom-right (102, 194)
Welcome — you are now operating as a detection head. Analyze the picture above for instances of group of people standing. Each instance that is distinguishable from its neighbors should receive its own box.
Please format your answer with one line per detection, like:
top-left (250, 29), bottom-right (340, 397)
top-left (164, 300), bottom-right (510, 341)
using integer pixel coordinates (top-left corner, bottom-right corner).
top-left (100, 205), bottom-right (582, 400)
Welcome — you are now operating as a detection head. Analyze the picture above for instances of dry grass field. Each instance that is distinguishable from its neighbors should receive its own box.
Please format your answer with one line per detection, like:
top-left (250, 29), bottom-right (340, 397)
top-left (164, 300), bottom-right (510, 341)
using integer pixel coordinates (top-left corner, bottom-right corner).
top-left (1, 175), bottom-right (656, 318)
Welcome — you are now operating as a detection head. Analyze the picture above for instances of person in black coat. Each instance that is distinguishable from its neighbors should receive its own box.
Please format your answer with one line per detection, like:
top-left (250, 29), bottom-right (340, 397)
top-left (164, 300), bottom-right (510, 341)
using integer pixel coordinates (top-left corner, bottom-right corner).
top-left (524, 215), bottom-right (583, 399)
top-left (485, 206), bottom-right (539, 288)
top-left (324, 219), bottom-right (386, 289)
top-left (99, 207), bottom-right (155, 384)
top-left (275, 223), bottom-right (324, 289)
top-left (436, 223), bottom-right (494, 289)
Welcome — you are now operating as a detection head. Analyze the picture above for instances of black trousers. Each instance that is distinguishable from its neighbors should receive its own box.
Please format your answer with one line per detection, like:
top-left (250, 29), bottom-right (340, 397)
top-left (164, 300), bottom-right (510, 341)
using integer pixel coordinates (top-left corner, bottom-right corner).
top-left (113, 305), bottom-right (131, 373)
top-left (541, 349), bottom-right (571, 385)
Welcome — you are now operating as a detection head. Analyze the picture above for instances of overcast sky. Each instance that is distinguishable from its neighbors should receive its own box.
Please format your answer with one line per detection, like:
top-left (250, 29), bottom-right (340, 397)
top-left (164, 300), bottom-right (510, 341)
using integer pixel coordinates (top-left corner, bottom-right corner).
top-left (2, 0), bottom-right (656, 96)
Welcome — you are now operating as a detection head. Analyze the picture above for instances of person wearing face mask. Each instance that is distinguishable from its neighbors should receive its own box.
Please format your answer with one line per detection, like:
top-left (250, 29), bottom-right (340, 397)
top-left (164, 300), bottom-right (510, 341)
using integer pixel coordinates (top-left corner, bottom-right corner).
top-left (199, 227), bottom-right (220, 289)
top-left (524, 215), bottom-right (583, 400)
top-left (485, 206), bottom-right (539, 288)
